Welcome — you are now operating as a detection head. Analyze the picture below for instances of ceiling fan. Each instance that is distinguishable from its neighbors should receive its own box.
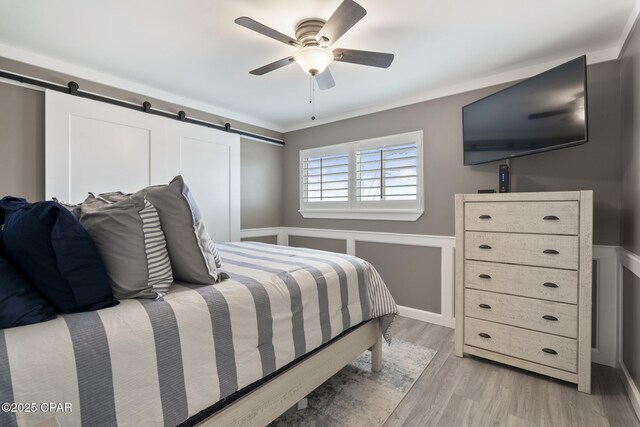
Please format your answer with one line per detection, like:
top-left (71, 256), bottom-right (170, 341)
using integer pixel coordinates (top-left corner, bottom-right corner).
top-left (235, 0), bottom-right (394, 90)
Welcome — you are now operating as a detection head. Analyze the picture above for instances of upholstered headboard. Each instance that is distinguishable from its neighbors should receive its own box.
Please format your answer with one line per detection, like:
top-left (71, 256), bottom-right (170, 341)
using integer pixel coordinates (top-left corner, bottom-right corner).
top-left (45, 90), bottom-right (240, 242)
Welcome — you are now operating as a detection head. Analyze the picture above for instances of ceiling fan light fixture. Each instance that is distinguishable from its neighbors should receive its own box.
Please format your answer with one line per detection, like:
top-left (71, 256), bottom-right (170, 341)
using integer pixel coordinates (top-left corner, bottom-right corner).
top-left (294, 46), bottom-right (334, 76)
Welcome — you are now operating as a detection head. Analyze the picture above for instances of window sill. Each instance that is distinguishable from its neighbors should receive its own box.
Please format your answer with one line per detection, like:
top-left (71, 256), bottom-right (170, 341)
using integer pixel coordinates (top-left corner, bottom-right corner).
top-left (299, 209), bottom-right (424, 221)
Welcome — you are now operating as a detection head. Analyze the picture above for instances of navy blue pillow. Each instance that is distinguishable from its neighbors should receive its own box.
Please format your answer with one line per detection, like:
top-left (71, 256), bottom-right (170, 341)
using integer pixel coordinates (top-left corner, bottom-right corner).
top-left (0, 197), bottom-right (119, 313)
top-left (0, 253), bottom-right (56, 328)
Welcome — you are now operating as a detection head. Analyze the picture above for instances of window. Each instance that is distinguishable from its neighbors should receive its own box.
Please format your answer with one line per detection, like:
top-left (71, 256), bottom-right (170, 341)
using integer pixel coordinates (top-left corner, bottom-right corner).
top-left (356, 143), bottom-right (418, 201)
top-left (299, 131), bottom-right (423, 221)
top-left (302, 152), bottom-right (349, 202)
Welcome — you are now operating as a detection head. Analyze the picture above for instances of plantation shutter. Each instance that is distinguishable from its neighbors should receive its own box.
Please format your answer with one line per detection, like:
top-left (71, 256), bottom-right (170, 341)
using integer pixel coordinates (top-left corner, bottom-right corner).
top-left (302, 152), bottom-right (349, 202)
top-left (356, 143), bottom-right (418, 201)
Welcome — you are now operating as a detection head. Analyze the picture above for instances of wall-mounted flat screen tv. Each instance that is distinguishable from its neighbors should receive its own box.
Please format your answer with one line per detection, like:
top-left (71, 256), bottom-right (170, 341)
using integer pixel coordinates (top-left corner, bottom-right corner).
top-left (463, 56), bottom-right (588, 165)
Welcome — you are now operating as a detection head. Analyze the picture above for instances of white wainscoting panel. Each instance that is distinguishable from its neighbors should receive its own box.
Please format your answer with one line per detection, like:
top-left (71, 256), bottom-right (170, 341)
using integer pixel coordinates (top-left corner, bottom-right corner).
top-left (621, 359), bottom-right (640, 422)
top-left (240, 228), bottom-right (620, 364)
top-left (592, 245), bottom-right (619, 367)
top-left (241, 227), bottom-right (456, 329)
top-left (45, 89), bottom-right (240, 242)
top-left (618, 248), bottom-right (640, 421)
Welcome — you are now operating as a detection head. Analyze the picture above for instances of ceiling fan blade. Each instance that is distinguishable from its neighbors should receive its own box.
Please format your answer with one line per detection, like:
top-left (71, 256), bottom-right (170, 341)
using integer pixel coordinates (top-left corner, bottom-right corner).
top-left (316, 68), bottom-right (336, 90)
top-left (333, 48), bottom-right (394, 68)
top-left (316, 0), bottom-right (367, 47)
top-left (249, 57), bottom-right (295, 75)
top-left (235, 17), bottom-right (301, 47)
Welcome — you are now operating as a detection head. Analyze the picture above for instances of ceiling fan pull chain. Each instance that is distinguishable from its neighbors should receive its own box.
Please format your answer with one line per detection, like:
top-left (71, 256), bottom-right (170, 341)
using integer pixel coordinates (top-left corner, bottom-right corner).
top-left (311, 75), bottom-right (316, 121)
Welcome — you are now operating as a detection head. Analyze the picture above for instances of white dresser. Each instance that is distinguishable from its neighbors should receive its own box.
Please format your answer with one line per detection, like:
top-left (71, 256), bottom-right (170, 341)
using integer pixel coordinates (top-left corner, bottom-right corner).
top-left (454, 191), bottom-right (593, 393)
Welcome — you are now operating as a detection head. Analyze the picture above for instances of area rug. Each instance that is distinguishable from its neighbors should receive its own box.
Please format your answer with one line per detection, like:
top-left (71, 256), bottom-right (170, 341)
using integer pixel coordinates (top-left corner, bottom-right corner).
top-left (270, 339), bottom-right (437, 427)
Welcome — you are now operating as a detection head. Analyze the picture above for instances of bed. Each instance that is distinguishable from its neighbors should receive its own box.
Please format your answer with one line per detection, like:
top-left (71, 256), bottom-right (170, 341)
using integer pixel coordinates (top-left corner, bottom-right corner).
top-left (0, 242), bottom-right (397, 427)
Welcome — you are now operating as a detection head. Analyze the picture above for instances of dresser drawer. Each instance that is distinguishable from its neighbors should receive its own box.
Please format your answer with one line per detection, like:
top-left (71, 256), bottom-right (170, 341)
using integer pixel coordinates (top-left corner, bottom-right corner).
top-left (464, 317), bottom-right (577, 372)
top-left (465, 260), bottom-right (578, 304)
top-left (465, 201), bottom-right (579, 235)
top-left (465, 231), bottom-right (579, 270)
top-left (465, 289), bottom-right (577, 338)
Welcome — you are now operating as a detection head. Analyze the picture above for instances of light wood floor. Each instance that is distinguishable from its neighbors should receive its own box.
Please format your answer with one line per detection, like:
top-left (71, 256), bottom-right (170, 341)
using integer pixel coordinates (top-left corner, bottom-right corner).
top-left (383, 317), bottom-right (639, 427)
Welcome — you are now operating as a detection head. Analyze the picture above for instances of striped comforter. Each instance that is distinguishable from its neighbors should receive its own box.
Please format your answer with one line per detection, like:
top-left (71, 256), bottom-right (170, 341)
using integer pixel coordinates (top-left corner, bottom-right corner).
top-left (0, 242), bottom-right (397, 427)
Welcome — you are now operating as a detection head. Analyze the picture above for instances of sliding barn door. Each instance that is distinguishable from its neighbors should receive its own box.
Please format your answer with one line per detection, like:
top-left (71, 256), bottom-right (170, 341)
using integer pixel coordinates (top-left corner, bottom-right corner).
top-left (166, 122), bottom-right (240, 243)
top-left (45, 90), bottom-right (240, 242)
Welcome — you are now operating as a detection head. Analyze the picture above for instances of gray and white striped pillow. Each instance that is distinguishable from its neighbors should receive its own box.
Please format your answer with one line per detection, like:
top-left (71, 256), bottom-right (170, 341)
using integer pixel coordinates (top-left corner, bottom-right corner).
top-left (80, 194), bottom-right (174, 299)
top-left (139, 200), bottom-right (173, 298)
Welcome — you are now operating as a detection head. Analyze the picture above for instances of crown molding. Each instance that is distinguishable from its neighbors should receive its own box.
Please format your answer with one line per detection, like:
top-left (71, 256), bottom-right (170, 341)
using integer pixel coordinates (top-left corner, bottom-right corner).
top-left (616, 0), bottom-right (640, 58)
top-left (281, 46), bottom-right (620, 133)
top-left (0, 42), bottom-right (286, 134)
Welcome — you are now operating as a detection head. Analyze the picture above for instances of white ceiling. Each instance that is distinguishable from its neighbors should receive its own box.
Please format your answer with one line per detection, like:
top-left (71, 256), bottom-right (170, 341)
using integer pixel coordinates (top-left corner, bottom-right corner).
top-left (0, 0), bottom-right (637, 132)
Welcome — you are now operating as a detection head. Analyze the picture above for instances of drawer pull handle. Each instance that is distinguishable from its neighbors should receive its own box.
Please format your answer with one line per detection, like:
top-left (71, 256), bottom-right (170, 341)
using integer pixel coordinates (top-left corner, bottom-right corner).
top-left (479, 274), bottom-right (492, 279)
top-left (543, 215), bottom-right (560, 221)
top-left (542, 348), bottom-right (558, 355)
top-left (478, 303), bottom-right (492, 309)
top-left (479, 245), bottom-right (492, 250)
top-left (479, 215), bottom-right (492, 219)
top-left (543, 249), bottom-right (559, 255)
top-left (542, 282), bottom-right (559, 288)
top-left (478, 333), bottom-right (491, 339)
top-left (542, 315), bottom-right (558, 321)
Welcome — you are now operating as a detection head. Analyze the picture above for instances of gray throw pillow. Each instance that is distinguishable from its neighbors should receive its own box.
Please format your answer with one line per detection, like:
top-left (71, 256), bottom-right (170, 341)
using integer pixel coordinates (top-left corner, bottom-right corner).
top-left (99, 176), bottom-right (227, 285)
top-left (79, 194), bottom-right (173, 299)
top-left (51, 197), bottom-right (82, 219)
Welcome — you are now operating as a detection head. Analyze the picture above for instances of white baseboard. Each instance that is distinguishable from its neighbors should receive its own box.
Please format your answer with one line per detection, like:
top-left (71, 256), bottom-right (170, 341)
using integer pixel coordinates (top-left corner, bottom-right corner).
top-left (396, 305), bottom-right (454, 328)
top-left (620, 360), bottom-right (640, 421)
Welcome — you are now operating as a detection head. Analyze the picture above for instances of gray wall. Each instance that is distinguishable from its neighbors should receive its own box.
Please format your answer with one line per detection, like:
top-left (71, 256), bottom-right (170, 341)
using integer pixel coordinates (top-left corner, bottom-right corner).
top-left (289, 236), bottom-right (347, 254)
top-left (241, 139), bottom-right (283, 229)
top-left (241, 236), bottom-right (278, 245)
top-left (0, 53), bottom-right (630, 321)
top-left (0, 83), bottom-right (44, 201)
top-left (621, 20), bottom-right (640, 255)
top-left (620, 18), bottom-right (640, 389)
top-left (283, 61), bottom-right (622, 246)
top-left (282, 60), bottom-right (622, 316)
top-left (356, 242), bottom-right (441, 313)
top-left (0, 58), bottom-right (284, 229)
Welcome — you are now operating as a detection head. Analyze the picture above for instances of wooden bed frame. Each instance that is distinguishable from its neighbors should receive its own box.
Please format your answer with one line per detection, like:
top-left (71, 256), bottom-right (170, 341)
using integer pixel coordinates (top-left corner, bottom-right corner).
top-left (198, 318), bottom-right (383, 426)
